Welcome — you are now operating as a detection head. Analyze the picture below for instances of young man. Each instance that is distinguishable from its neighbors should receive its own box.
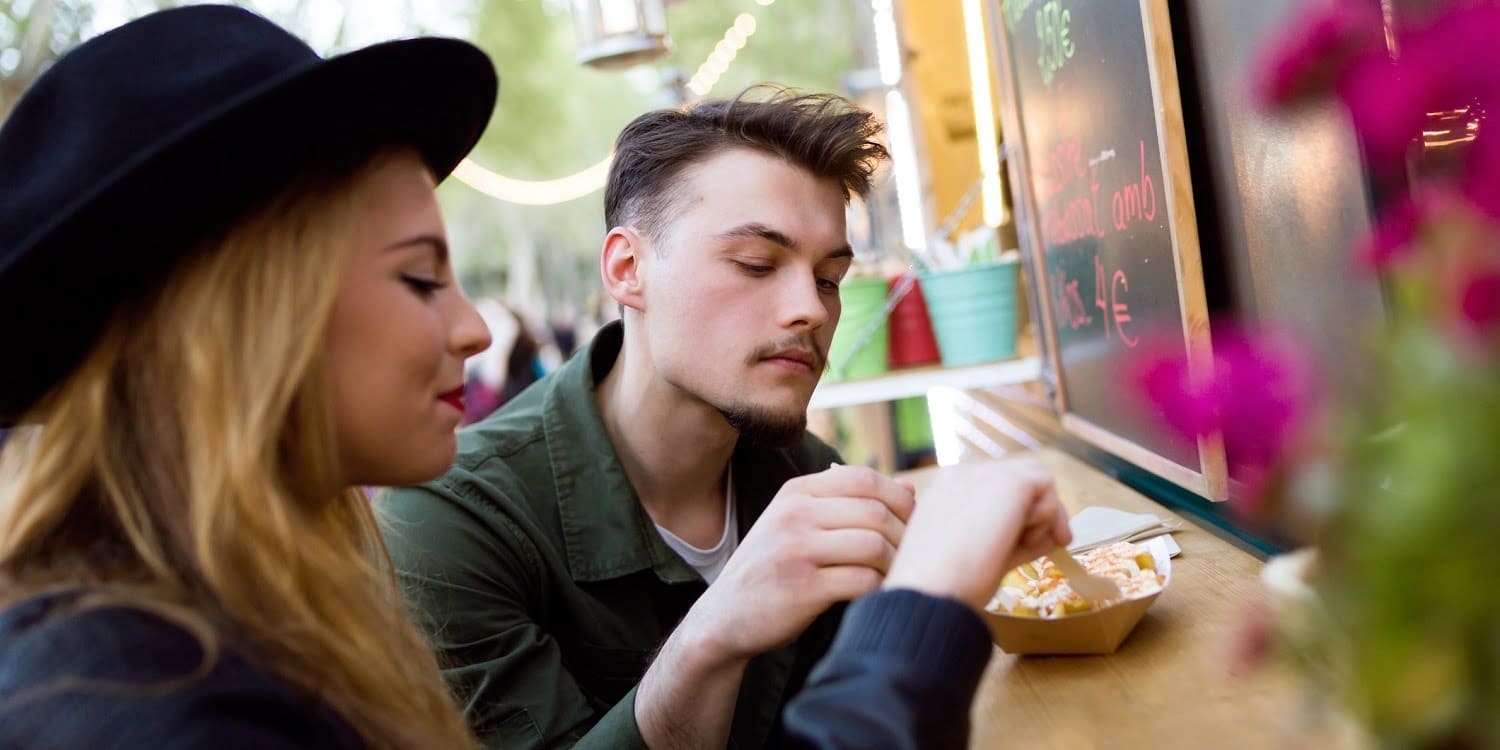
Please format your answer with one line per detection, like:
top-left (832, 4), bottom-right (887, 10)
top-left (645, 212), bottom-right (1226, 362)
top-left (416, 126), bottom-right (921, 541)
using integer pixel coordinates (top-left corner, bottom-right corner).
top-left (378, 89), bottom-right (1069, 749)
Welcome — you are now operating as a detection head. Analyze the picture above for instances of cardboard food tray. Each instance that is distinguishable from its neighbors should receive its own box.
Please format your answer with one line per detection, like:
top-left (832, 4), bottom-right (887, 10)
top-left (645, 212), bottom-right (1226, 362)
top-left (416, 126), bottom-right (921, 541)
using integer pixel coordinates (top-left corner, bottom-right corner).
top-left (982, 535), bottom-right (1173, 655)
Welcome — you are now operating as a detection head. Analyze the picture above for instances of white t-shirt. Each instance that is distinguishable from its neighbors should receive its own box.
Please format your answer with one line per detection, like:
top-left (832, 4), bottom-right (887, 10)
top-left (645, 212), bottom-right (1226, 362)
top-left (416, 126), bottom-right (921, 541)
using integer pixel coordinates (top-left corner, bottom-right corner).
top-left (654, 471), bottom-right (738, 585)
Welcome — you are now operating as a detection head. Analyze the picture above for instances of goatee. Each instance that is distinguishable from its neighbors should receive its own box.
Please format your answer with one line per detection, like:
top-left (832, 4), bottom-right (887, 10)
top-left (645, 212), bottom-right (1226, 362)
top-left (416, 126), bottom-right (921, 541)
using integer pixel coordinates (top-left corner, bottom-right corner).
top-left (718, 404), bottom-right (806, 448)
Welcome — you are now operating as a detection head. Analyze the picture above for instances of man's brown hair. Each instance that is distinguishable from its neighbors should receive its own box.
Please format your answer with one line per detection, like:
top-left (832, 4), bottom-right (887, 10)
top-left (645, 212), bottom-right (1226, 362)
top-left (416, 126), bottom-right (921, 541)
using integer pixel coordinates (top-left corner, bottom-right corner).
top-left (604, 86), bottom-right (889, 241)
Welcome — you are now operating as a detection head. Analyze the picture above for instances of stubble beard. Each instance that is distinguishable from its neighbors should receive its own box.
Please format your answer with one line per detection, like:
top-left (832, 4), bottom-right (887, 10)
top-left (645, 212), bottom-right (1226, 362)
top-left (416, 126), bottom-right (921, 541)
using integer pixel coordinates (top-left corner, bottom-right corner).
top-left (715, 332), bottom-right (828, 448)
top-left (717, 402), bottom-right (809, 448)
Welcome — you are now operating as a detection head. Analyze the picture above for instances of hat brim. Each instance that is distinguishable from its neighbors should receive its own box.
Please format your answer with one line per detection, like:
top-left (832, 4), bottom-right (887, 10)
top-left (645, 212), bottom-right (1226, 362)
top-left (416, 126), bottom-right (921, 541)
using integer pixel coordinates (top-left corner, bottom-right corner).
top-left (0, 37), bottom-right (497, 425)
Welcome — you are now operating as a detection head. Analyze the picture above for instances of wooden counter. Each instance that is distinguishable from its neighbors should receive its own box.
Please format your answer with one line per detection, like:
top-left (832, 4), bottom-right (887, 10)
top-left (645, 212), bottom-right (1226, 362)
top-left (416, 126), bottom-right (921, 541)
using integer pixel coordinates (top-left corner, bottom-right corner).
top-left (898, 450), bottom-right (1367, 750)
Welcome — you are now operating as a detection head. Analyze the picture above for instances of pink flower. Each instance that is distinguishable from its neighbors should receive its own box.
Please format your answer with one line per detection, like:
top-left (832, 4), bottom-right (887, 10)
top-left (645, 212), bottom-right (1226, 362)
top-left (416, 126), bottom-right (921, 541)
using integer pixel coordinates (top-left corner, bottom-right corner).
top-left (1137, 353), bottom-right (1215, 448)
top-left (1261, 3), bottom-right (1500, 267)
top-left (1136, 327), bottom-right (1318, 510)
top-left (1259, 3), bottom-right (1500, 174)
top-left (1334, 54), bottom-right (1434, 174)
top-left (1351, 187), bottom-right (1473, 271)
top-left (1365, 7), bottom-right (1500, 174)
top-left (1354, 191), bottom-right (1424, 271)
top-left (1257, 0), bottom-right (1427, 174)
top-left (1254, 0), bottom-right (1384, 108)
top-left (1406, 5), bottom-right (1500, 108)
top-left (1457, 268), bottom-right (1500, 344)
top-left (1461, 117), bottom-right (1500, 222)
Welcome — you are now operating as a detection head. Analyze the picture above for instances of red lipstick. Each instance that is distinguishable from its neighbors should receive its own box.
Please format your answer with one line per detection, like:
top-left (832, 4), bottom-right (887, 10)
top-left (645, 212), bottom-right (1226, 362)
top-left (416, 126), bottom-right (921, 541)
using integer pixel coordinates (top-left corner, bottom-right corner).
top-left (439, 386), bottom-right (465, 413)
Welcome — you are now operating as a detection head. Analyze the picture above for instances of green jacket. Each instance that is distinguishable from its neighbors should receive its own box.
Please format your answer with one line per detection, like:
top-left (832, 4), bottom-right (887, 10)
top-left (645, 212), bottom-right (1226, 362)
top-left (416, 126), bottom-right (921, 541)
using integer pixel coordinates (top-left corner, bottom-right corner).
top-left (378, 322), bottom-right (845, 749)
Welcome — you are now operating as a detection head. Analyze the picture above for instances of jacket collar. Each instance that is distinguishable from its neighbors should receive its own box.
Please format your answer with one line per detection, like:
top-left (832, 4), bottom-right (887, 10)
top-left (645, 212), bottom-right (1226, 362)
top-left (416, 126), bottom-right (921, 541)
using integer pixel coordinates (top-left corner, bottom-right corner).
top-left (541, 322), bottom-right (810, 585)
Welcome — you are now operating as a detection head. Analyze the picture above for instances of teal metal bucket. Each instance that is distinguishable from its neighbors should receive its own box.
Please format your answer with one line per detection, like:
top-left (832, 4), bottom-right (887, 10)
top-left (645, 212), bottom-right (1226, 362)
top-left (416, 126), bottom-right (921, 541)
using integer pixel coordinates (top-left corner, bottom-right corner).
top-left (919, 258), bottom-right (1019, 367)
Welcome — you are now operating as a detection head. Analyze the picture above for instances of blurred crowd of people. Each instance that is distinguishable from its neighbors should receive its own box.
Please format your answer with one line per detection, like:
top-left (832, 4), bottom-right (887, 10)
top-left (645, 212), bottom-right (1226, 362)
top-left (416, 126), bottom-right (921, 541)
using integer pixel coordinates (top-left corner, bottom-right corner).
top-left (461, 298), bottom-right (613, 425)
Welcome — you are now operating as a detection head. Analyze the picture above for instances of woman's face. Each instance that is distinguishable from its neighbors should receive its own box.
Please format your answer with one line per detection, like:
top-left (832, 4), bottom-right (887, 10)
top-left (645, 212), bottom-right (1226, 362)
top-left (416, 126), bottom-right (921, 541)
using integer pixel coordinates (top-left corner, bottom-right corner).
top-left (324, 151), bottom-right (491, 488)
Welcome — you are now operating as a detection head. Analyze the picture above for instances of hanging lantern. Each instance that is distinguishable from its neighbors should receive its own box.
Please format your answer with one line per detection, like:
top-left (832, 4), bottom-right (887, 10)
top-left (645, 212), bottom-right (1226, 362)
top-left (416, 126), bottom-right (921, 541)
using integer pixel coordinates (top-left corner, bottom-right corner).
top-left (570, 0), bottom-right (671, 70)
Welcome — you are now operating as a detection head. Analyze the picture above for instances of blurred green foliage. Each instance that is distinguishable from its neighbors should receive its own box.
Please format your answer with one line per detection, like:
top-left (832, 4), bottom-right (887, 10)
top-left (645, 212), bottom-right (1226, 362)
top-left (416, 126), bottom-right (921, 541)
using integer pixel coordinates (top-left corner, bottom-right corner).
top-left (1309, 281), bottom-right (1500, 748)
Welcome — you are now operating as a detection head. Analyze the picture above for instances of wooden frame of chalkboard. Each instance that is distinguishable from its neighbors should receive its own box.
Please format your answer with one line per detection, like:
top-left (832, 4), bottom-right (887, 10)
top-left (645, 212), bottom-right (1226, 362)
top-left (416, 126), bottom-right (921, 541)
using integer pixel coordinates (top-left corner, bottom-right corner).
top-left (984, 0), bottom-right (1066, 413)
top-left (986, 0), bottom-right (1227, 500)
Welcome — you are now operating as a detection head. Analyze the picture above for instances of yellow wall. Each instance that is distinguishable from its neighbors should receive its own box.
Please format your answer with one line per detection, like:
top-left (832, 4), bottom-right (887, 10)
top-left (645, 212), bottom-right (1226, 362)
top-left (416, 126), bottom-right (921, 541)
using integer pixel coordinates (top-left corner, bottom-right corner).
top-left (896, 0), bottom-right (992, 238)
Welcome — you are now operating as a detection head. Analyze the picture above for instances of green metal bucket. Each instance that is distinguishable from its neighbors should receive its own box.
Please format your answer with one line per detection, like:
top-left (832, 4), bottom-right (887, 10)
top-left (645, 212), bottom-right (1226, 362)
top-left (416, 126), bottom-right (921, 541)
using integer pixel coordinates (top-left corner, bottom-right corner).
top-left (826, 276), bottom-right (890, 381)
top-left (919, 258), bottom-right (1019, 367)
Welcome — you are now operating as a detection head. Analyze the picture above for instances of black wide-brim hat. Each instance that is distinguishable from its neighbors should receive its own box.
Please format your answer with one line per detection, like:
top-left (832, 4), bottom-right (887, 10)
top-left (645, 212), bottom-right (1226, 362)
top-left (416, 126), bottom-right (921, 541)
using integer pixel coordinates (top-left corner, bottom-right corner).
top-left (0, 4), bottom-right (497, 425)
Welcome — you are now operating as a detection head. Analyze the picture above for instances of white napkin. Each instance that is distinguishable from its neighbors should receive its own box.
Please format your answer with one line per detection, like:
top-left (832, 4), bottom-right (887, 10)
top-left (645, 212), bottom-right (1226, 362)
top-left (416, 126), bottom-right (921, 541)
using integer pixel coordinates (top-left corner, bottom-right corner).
top-left (1067, 506), bottom-right (1182, 557)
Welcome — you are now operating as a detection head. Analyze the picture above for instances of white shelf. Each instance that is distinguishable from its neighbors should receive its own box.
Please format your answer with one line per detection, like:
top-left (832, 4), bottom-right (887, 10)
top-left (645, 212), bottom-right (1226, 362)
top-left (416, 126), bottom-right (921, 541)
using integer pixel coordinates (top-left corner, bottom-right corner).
top-left (808, 356), bottom-right (1041, 410)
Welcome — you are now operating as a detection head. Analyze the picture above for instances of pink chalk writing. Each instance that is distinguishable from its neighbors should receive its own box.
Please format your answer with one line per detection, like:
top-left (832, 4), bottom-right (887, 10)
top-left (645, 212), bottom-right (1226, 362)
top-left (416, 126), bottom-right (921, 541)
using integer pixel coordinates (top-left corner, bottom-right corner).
top-left (1050, 253), bottom-right (1136, 349)
top-left (1035, 137), bottom-right (1158, 249)
top-left (1111, 140), bottom-right (1157, 231)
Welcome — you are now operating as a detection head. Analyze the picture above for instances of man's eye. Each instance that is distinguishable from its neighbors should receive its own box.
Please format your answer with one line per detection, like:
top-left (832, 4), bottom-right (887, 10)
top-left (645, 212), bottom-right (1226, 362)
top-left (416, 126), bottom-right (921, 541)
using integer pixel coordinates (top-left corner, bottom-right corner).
top-left (733, 261), bottom-right (774, 276)
top-left (817, 278), bottom-right (841, 292)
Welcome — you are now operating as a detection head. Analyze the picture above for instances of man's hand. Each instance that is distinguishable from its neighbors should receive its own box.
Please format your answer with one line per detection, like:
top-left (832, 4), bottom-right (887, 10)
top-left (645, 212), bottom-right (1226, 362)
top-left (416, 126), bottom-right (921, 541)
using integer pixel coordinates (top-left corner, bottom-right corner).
top-left (636, 464), bottom-right (915, 748)
top-left (881, 458), bottom-right (1071, 611)
top-left (686, 463), bottom-right (916, 659)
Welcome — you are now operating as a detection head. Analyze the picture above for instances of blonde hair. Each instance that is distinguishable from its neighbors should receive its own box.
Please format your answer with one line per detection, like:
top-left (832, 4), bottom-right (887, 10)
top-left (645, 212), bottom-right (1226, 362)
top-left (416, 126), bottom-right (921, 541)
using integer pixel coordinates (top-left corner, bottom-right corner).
top-left (0, 151), bottom-right (475, 749)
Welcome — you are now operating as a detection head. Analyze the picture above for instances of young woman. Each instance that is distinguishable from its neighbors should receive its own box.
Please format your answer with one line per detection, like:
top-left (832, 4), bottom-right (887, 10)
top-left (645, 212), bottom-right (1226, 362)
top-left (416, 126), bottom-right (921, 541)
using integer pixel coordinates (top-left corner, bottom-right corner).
top-left (0, 6), bottom-right (495, 748)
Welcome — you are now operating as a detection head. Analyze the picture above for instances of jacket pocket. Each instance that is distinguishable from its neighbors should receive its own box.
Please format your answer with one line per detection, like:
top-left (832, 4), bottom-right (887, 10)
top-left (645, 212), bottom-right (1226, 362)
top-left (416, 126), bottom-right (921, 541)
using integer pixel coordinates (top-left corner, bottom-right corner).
top-left (478, 708), bottom-right (543, 747)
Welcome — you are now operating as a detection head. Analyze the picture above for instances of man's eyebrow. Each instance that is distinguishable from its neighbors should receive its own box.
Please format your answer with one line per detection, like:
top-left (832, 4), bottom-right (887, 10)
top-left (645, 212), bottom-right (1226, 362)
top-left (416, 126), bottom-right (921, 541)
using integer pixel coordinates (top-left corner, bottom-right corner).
top-left (716, 222), bottom-right (799, 250)
top-left (821, 246), bottom-right (855, 262)
top-left (717, 224), bottom-right (855, 262)
top-left (386, 234), bottom-right (449, 263)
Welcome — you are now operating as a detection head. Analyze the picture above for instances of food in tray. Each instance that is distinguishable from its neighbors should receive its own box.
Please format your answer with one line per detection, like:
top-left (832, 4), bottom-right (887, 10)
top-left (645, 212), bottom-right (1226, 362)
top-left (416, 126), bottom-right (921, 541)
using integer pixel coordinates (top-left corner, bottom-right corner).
top-left (987, 541), bottom-right (1165, 619)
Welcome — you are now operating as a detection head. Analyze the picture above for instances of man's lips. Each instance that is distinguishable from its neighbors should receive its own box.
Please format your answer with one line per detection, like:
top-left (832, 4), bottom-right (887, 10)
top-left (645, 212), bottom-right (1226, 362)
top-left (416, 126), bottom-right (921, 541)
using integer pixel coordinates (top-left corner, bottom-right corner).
top-left (762, 350), bottom-right (818, 373)
top-left (438, 386), bottom-right (466, 413)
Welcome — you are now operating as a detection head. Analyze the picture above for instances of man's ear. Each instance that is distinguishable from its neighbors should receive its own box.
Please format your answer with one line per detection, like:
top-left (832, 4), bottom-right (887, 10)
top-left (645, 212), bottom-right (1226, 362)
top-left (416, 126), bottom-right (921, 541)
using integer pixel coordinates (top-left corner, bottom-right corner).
top-left (601, 226), bottom-right (649, 314)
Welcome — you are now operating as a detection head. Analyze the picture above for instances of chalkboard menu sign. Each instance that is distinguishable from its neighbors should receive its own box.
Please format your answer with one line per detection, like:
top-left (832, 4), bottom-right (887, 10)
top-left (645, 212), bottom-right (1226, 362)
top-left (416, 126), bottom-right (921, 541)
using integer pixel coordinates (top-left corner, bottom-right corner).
top-left (992, 0), bottom-right (1226, 498)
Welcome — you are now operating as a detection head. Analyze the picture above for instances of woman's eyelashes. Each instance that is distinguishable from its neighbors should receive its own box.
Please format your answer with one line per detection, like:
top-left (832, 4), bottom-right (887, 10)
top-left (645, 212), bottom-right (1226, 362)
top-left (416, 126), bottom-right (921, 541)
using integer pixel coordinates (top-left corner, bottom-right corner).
top-left (401, 274), bottom-right (448, 298)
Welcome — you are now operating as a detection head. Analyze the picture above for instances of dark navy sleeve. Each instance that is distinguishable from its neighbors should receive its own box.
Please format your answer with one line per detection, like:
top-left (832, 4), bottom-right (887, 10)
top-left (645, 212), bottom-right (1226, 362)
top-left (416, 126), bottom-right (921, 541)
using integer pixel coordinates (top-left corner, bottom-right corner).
top-left (0, 599), bottom-right (362, 749)
top-left (782, 589), bottom-right (994, 750)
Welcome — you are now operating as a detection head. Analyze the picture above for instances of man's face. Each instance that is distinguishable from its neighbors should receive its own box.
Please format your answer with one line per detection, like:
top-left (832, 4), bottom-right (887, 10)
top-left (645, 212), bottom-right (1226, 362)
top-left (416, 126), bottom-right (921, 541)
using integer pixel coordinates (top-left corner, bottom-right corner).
top-left (639, 148), bottom-right (852, 445)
